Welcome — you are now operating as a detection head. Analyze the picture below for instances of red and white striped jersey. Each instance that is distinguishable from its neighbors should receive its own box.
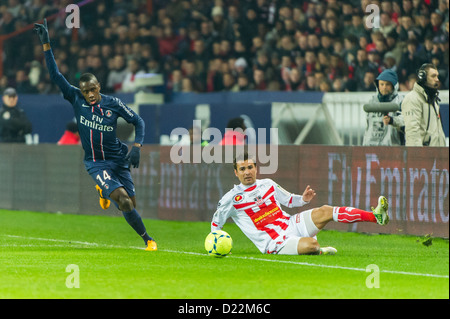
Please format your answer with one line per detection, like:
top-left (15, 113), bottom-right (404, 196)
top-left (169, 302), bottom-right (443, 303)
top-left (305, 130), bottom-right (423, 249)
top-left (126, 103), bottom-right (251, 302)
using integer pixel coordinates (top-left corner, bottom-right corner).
top-left (211, 178), bottom-right (309, 254)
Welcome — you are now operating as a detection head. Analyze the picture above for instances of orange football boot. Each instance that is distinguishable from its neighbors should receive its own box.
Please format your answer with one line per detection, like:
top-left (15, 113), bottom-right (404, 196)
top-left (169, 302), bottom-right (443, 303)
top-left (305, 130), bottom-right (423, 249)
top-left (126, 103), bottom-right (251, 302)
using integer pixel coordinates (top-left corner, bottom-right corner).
top-left (145, 239), bottom-right (158, 251)
top-left (95, 185), bottom-right (111, 210)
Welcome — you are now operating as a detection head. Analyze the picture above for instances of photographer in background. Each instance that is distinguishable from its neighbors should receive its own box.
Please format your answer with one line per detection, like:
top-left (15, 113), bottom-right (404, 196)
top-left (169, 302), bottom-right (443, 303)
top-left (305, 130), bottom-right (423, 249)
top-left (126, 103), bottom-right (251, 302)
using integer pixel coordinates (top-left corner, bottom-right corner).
top-left (363, 69), bottom-right (404, 146)
top-left (402, 63), bottom-right (446, 147)
top-left (0, 88), bottom-right (32, 143)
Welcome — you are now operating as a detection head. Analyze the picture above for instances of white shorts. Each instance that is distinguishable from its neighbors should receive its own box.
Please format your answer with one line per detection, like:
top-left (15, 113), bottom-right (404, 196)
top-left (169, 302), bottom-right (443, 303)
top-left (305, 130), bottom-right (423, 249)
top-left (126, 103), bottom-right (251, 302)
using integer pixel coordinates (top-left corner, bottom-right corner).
top-left (277, 209), bottom-right (320, 255)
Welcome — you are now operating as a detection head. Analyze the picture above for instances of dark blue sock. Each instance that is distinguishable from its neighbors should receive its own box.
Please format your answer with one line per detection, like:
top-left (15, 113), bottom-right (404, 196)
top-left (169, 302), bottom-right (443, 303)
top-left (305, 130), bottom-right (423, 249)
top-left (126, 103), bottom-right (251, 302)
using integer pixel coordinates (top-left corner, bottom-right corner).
top-left (122, 209), bottom-right (153, 244)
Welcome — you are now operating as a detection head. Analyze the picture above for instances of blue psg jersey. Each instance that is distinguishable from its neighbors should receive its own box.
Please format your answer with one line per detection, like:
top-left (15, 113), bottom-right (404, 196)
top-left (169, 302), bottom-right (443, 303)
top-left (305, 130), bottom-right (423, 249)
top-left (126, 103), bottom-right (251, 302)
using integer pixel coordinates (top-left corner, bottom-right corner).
top-left (45, 49), bottom-right (145, 163)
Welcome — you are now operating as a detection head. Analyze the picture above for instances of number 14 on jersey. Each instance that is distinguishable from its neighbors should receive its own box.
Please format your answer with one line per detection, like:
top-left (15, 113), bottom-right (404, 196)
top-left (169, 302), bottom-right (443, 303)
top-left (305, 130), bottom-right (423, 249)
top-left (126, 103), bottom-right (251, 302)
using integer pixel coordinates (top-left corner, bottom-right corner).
top-left (96, 170), bottom-right (111, 187)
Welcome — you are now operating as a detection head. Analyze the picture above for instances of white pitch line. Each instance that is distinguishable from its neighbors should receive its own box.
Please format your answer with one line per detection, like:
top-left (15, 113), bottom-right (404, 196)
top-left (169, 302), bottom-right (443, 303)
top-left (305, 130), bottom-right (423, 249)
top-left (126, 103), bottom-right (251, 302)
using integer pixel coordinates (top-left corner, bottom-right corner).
top-left (2, 234), bottom-right (449, 279)
top-left (227, 256), bottom-right (450, 279)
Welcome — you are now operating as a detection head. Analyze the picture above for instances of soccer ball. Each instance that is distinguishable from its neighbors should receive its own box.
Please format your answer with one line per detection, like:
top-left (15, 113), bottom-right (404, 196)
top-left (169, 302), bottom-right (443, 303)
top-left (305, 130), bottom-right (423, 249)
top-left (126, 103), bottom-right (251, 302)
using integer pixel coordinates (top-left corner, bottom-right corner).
top-left (205, 230), bottom-right (232, 257)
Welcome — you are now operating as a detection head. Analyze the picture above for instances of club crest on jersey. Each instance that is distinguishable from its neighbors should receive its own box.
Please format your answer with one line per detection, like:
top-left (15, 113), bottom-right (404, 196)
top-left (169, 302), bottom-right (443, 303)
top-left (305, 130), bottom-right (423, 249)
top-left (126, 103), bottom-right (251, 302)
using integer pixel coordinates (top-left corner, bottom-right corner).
top-left (105, 110), bottom-right (112, 117)
top-left (233, 194), bottom-right (244, 203)
top-left (254, 195), bottom-right (264, 206)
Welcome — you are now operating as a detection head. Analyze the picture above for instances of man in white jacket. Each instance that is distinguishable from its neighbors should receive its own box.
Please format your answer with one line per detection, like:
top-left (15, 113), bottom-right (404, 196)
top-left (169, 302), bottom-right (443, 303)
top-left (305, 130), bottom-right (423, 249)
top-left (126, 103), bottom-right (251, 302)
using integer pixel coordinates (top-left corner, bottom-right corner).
top-left (211, 152), bottom-right (389, 255)
top-left (402, 63), bottom-right (446, 147)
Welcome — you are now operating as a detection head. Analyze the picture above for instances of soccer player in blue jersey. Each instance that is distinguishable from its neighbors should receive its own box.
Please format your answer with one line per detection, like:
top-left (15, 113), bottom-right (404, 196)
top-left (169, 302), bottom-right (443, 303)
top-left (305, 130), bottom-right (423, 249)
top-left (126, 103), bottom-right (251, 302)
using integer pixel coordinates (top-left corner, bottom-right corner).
top-left (34, 19), bottom-right (157, 251)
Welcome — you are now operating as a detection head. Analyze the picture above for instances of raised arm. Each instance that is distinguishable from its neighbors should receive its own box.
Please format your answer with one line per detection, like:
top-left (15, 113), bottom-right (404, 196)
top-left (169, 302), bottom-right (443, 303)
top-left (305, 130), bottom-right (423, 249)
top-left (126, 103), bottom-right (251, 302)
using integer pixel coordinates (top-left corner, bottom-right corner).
top-left (34, 19), bottom-right (76, 102)
top-left (273, 180), bottom-right (314, 208)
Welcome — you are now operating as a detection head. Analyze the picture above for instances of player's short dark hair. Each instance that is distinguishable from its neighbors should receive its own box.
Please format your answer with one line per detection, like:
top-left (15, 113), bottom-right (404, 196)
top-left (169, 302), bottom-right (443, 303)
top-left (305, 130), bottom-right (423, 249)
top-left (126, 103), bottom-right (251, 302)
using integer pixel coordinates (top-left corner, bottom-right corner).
top-left (233, 151), bottom-right (256, 170)
top-left (79, 73), bottom-right (98, 83)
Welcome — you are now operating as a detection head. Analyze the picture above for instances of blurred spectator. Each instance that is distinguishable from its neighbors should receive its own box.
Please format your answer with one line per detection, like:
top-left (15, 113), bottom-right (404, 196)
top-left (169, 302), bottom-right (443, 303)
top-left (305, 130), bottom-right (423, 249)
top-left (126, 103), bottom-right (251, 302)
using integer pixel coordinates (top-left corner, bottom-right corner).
top-left (280, 55), bottom-right (293, 85)
top-left (399, 73), bottom-right (418, 91)
top-left (211, 6), bottom-right (230, 39)
top-left (415, 14), bottom-right (433, 42)
top-left (430, 12), bottom-right (445, 37)
top-left (0, 76), bottom-right (9, 93)
top-left (417, 35), bottom-right (435, 62)
top-left (181, 77), bottom-right (195, 92)
top-left (86, 55), bottom-right (108, 89)
top-left (332, 77), bottom-right (345, 92)
top-left (0, 0), bottom-right (448, 94)
top-left (28, 60), bottom-right (42, 87)
top-left (398, 39), bottom-right (426, 83)
top-left (358, 71), bottom-right (377, 92)
top-left (319, 79), bottom-right (331, 92)
top-left (253, 50), bottom-right (270, 74)
top-left (397, 15), bottom-right (417, 41)
top-left (304, 50), bottom-right (318, 75)
top-left (252, 68), bottom-right (267, 90)
top-left (304, 73), bottom-right (317, 91)
top-left (384, 31), bottom-right (404, 68)
top-left (121, 58), bottom-right (145, 93)
top-left (57, 121), bottom-right (80, 145)
top-left (367, 50), bottom-right (382, 75)
top-left (351, 49), bottom-right (369, 84)
top-left (0, 88), bottom-right (32, 143)
top-left (183, 59), bottom-right (205, 92)
top-left (277, 35), bottom-right (295, 58)
top-left (157, 24), bottom-right (181, 57)
top-left (234, 57), bottom-right (250, 78)
top-left (343, 35), bottom-right (359, 65)
top-left (378, 12), bottom-right (397, 38)
top-left (106, 55), bottom-right (127, 93)
top-left (220, 117), bottom-right (246, 145)
top-left (205, 58), bottom-right (222, 92)
top-left (222, 72), bottom-right (238, 91)
top-left (168, 69), bottom-right (183, 93)
top-left (233, 39), bottom-right (250, 62)
top-left (241, 7), bottom-right (259, 47)
top-left (343, 15), bottom-right (368, 39)
top-left (284, 67), bottom-right (303, 91)
top-left (236, 73), bottom-right (254, 91)
top-left (15, 69), bottom-right (38, 94)
top-left (189, 39), bottom-right (209, 73)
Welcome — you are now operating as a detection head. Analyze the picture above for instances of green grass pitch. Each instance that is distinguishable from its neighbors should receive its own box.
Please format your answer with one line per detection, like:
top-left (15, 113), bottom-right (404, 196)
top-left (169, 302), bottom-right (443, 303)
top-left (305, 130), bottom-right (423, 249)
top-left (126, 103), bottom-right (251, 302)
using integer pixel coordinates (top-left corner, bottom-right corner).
top-left (0, 209), bottom-right (448, 299)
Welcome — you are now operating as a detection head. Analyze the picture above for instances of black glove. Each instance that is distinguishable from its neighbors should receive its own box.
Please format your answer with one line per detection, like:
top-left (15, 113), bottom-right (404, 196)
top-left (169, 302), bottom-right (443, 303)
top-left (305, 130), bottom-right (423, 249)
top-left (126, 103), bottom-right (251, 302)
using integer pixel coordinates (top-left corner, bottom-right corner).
top-left (125, 146), bottom-right (141, 168)
top-left (33, 18), bottom-right (50, 45)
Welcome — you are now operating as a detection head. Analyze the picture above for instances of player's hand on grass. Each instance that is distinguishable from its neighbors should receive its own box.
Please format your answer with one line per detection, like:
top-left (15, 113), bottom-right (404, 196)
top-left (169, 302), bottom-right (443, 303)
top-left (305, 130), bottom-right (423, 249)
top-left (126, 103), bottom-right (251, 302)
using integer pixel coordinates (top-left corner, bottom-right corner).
top-left (125, 146), bottom-right (141, 168)
top-left (33, 18), bottom-right (50, 45)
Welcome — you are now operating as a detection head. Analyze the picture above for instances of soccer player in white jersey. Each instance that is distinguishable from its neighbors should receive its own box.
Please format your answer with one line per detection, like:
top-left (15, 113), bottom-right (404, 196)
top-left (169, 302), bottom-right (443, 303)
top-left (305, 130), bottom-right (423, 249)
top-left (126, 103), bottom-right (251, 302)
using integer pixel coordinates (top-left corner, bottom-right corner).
top-left (211, 152), bottom-right (389, 255)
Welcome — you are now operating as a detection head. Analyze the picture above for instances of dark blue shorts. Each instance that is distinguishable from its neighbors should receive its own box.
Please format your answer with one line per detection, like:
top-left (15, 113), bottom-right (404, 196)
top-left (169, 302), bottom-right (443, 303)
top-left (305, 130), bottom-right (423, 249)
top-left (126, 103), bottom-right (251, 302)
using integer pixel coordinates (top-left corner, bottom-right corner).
top-left (85, 160), bottom-right (135, 199)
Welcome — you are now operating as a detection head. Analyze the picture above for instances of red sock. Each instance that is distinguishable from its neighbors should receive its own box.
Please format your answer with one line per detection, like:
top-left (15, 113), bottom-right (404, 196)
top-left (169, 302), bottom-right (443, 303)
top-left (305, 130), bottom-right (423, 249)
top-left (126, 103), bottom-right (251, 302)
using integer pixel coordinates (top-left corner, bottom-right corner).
top-left (333, 206), bottom-right (376, 223)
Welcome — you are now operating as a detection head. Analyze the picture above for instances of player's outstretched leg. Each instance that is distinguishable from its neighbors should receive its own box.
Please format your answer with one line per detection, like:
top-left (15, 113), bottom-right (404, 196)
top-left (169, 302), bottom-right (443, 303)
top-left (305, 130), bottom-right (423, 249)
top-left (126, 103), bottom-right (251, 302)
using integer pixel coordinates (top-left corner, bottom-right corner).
top-left (122, 209), bottom-right (157, 251)
top-left (110, 188), bottom-right (157, 251)
top-left (329, 196), bottom-right (389, 226)
top-left (296, 196), bottom-right (389, 256)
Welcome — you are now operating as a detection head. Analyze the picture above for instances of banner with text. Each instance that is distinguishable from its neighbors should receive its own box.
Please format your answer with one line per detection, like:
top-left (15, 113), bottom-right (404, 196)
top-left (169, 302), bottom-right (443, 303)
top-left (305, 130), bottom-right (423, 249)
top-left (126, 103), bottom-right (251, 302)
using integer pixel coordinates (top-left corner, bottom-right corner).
top-left (137, 145), bottom-right (448, 237)
top-left (0, 144), bottom-right (447, 237)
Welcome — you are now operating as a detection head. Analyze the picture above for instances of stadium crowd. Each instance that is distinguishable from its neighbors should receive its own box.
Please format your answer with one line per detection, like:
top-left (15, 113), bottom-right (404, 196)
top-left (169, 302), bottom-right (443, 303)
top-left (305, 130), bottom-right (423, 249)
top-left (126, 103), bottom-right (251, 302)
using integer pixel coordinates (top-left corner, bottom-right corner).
top-left (0, 0), bottom-right (449, 95)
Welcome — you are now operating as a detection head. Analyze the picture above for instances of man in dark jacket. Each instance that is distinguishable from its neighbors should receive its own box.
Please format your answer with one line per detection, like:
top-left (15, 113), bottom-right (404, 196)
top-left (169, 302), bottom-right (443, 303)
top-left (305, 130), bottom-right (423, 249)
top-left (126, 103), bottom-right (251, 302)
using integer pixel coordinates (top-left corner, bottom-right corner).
top-left (0, 88), bottom-right (32, 143)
